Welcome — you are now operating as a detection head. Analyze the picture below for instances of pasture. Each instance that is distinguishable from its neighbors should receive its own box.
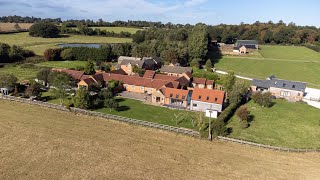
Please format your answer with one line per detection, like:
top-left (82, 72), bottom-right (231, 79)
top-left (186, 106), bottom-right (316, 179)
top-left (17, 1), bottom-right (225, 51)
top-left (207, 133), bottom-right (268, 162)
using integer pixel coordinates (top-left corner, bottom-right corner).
top-left (37, 61), bottom-right (86, 69)
top-left (90, 26), bottom-right (141, 34)
top-left (0, 23), bottom-right (33, 32)
top-left (0, 32), bottom-right (132, 55)
top-left (227, 99), bottom-right (320, 148)
top-left (0, 64), bottom-right (38, 81)
top-left (215, 45), bottom-right (320, 87)
top-left (1, 100), bottom-right (320, 179)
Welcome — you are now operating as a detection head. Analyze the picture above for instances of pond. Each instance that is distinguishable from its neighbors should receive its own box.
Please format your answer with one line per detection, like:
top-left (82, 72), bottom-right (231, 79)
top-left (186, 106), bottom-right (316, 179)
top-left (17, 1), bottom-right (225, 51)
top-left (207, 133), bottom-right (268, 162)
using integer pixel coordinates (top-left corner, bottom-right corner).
top-left (57, 43), bottom-right (101, 48)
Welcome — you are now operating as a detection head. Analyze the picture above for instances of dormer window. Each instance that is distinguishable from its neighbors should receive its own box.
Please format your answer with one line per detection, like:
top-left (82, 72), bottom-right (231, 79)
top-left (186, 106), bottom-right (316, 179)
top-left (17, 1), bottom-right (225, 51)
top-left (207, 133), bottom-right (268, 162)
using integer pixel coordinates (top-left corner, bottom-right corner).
top-left (206, 96), bottom-right (209, 100)
top-left (283, 83), bottom-right (286, 87)
top-left (198, 95), bottom-right (201, 100)
top-left (170, 93), bottom-right (173, 97)
top-left (214, 98), bottom-right (218, 102)
top-left (182, 95), bottom-right (186, 100)
top-left (292, 85), bottom-right (295, 88)
top-left (176, 94), bottom-right (179, 99)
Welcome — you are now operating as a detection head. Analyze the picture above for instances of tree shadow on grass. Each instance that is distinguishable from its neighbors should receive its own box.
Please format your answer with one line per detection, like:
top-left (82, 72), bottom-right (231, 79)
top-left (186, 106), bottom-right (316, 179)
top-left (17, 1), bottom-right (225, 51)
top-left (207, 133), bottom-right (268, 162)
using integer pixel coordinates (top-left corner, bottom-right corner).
top-left (115, 98), bottom-right (125, 103)
top-left (57, 34), bottom-right (71, 38)
top-left (116, 106), bottom-right (130, 112)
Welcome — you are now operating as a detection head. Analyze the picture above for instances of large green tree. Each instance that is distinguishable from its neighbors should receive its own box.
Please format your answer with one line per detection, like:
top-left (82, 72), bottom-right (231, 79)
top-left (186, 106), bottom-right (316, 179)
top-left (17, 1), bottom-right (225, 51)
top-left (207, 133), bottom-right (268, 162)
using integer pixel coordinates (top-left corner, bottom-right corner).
top-left (0, 73), bottom-right (18, 89)
top-left (29, 22), bottom-right (60, 38)
top-left (73, 88), bottom-right (91, 109)
top-left (84, 60), bottom-right (96, 75)
top-left (188, 23), bottom-right (209, 59)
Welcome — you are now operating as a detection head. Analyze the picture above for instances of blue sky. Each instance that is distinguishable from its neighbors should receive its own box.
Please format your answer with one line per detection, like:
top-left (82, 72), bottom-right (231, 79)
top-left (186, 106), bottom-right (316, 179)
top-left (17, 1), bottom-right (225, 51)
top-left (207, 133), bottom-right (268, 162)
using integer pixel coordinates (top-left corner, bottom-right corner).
top-left (0, 0), bottom-right (319, 26)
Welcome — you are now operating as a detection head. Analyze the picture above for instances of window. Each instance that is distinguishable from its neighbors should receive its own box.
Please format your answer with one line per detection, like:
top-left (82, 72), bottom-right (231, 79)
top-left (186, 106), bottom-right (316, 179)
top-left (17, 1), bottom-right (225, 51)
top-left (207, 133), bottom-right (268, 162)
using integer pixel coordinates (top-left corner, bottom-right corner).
top-left (170, 93), bottom-right (173, 97)
top-left (292, 85), bottom-right (296, 88)
top-left (280, 91), bottom-right (291, 97)
top-left (198, 95), bottom-right (201, 100)
top-left (214, 98), bottom-right (218, 102)
top-left (206, 96), bottom-right (209, 100)
top-left (140, 86), bottom-right (143, 90)
top-left (182, 95), bottom-right (186, 100)
top-left (298, 93), bottom-right (300, 96)
top-left (132, 86), bottom-right (135, 90)
top-left (283, 83), bottom-right (286, 87)
top-left (125, 85), bottom-right (128, 89)
top-left (176, 94), bottom-right (179, 99)
top-left (193, 103), bottom-right (197, 107)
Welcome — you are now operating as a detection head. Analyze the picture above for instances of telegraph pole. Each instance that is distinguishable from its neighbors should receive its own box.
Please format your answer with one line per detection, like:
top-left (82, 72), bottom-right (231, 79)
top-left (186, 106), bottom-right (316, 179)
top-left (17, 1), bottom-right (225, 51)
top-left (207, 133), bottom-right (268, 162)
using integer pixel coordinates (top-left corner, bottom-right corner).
top-left (208, 105), bottom-right (212, 141)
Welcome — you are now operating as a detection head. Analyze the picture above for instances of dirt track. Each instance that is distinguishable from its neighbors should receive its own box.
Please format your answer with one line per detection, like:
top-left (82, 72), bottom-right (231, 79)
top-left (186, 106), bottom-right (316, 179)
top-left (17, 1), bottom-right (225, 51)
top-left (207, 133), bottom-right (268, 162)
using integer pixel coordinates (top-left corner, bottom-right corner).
top-left (0, 100), bottom-right (319, 179)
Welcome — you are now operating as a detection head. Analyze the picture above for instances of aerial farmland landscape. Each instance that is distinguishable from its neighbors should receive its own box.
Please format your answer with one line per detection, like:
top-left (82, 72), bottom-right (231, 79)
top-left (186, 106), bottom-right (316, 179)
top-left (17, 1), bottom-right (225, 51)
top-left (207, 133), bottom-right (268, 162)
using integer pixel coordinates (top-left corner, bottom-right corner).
top-left (0, 0), bottom-right (320, 179)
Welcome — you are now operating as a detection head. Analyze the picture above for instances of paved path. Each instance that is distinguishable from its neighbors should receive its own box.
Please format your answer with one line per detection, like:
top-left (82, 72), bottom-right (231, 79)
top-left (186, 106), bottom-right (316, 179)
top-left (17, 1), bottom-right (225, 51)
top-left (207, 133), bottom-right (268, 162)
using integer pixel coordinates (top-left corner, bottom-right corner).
top-left (215, 70), bottom-right (320, 109)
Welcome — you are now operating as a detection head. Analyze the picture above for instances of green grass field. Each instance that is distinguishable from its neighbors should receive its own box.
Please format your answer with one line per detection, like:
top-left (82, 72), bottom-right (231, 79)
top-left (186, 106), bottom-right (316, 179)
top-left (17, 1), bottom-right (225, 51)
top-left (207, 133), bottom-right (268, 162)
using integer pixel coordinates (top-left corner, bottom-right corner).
top-left (227, 100), bottom-right (320, 148)
top-left (215, 45), bottom-right (320, 87)
top-left (90, 27), bottom-right (141, 34)
top-left (260, 45), bottom-right (320, 60)
top-left (37, 61), bottom-right (86, 69)
top-left (0, 64), bottom-right (38, 81)
top-left (0, 32), bottom-right (132, 55)
top-left (95, 97), bottom-right (197, 129)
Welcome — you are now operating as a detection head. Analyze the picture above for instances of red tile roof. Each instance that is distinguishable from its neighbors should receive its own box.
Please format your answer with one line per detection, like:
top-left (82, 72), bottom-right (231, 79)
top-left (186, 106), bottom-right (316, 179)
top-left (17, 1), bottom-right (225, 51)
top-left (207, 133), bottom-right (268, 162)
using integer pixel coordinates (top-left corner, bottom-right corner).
top-left (206, 80), bottom-right (215, 86)
top-left (193, 77), bottom-right (207, 85)
top-left (52, 68), bottom-right (84, 81)
top-left (191, 88), bottom-right (225, 105)
top-left (163, 88), bottom-right (189, 101)
top-left (143, 70), bottom-right (156, 79)
top-left (153, 74), bottom-right (179, 81)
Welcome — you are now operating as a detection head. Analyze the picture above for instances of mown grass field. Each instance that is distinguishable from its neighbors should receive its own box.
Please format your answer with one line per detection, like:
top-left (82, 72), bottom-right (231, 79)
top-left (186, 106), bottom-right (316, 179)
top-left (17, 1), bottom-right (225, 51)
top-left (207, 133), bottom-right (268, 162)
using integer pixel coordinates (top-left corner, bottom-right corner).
top-left (0, 23), bottom-right (33, 32)
top-left (96, 97), bottom-right (197, 129)
top-left (227, 99), bottom-right (320, 148)
top-left (1, 100), bottom-right (320, 179)
top-left (89, 26), bottom-right (141, 34)
top-left (37, 61), bottom-right (86, 69)
top-left (215, 45), bottom-right (320, 87)
top-left (0, 32), bottom-right (132, 55)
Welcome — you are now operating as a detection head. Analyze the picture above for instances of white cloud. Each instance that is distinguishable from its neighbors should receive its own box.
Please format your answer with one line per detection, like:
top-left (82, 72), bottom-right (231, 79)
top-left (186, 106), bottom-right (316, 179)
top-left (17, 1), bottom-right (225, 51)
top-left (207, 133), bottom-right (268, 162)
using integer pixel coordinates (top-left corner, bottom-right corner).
top-left (184, 0), bottom-right (207, 7)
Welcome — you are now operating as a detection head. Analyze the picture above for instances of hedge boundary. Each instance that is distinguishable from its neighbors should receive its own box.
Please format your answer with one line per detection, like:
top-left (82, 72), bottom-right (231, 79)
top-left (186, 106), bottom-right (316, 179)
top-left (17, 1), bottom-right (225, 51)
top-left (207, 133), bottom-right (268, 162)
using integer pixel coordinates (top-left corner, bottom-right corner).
top-left (1, 95), bottom-right (319, 153)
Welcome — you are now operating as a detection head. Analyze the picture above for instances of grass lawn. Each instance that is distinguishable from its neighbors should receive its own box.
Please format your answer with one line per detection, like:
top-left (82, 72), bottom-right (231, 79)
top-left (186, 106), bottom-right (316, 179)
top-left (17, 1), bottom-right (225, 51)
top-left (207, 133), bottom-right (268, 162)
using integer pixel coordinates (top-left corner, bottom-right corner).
top-left (95, 97), bottom-right (197, 129)
top-left (37, 61), bottom-right (86, 69)
top-left (89, 27), bottom-right (142, 34)
top-left (0, 64), bottom-right (38, 81)
top-left (259, 45), bottom-right (320, 61)
top-left (215, 57), bottom-right (320, 87)
top-left (215, 45), bottom-right (320, 88)
top-left (227, 99), bottom-right (320, 148)
top-left (0, 32), bottom-right (132, 55)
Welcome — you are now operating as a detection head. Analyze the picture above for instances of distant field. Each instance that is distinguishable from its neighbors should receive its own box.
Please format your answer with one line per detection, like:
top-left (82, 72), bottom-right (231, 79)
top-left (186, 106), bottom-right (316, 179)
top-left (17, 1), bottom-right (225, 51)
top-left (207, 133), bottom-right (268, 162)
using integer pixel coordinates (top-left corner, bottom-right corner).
top-left (0, 32), bottom-right (132, 55)
top-left (0, 23), bottom-right (33, 32)
top-left (1, 100), bottom-right (320, 179)
top-left (215, 45), bottom-right (320, 87)
top-left (227, 100), bottom-right (320, 148)
top-left (90, 26), bottom-right (141, 34)
top-left (37, 61), bottom-right (86, 69)
top-left (260, 45), bottom-right (320, 60)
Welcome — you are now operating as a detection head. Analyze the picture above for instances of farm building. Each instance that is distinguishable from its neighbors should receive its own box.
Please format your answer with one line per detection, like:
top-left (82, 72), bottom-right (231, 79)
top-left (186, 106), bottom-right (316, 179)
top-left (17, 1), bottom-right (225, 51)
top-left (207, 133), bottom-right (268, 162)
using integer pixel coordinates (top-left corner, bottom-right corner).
top-left (251, 75), bottom-right (307, 102)
top-left (235, 40), bottom-right (259, 50)
top-left (190, 88), bottom-right (225, 112)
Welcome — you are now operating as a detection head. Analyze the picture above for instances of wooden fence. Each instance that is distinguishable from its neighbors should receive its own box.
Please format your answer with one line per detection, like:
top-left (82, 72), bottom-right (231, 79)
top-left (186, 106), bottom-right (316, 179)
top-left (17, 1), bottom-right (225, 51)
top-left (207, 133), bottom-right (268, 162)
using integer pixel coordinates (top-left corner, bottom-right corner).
top-left (0, 95), bottom-right (200, 137)
top-left (1, 95), bottom-right (319, 153)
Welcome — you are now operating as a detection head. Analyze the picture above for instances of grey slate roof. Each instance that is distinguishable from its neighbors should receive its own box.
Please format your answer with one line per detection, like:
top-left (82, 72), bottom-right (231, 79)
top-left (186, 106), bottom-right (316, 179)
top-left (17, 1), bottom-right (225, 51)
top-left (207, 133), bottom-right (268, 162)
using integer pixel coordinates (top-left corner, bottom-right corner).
top-left (251, 78), bottom-right (307, 92)
top-left (236, 40), bottom-right (258, 45)
top-left (120, 59), bottom-right (145, 67)
top-left (160, 65), bottom-right (192, 74)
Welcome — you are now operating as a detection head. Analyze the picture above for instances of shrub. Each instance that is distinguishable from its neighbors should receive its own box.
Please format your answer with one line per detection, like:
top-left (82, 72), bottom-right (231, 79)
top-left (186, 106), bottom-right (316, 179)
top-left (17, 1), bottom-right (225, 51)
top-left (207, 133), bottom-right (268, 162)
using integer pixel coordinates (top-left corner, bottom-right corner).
top-left (60, 48), bottom-right (75, 60)
top-left (190, 58), bottom-right (201, 68)
top-left (236, 106), bottom-right (250, 121)
top-left (252, 91), bottom-right (273, 107)
top-left (29, 22), bottom-right (60, 38)
top-left (44, 48), bottom-right (62, 61)
top-left (205, 59), bottom-right (213, 71)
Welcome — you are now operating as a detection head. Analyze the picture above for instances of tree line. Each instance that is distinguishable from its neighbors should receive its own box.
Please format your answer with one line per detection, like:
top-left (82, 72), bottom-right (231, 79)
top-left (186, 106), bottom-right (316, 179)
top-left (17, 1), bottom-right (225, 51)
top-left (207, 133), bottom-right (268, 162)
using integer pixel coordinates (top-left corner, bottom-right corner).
top-left (0, 43), bottom-right (35, 63)
top-left (208, 21), bottom-right (320, 45)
